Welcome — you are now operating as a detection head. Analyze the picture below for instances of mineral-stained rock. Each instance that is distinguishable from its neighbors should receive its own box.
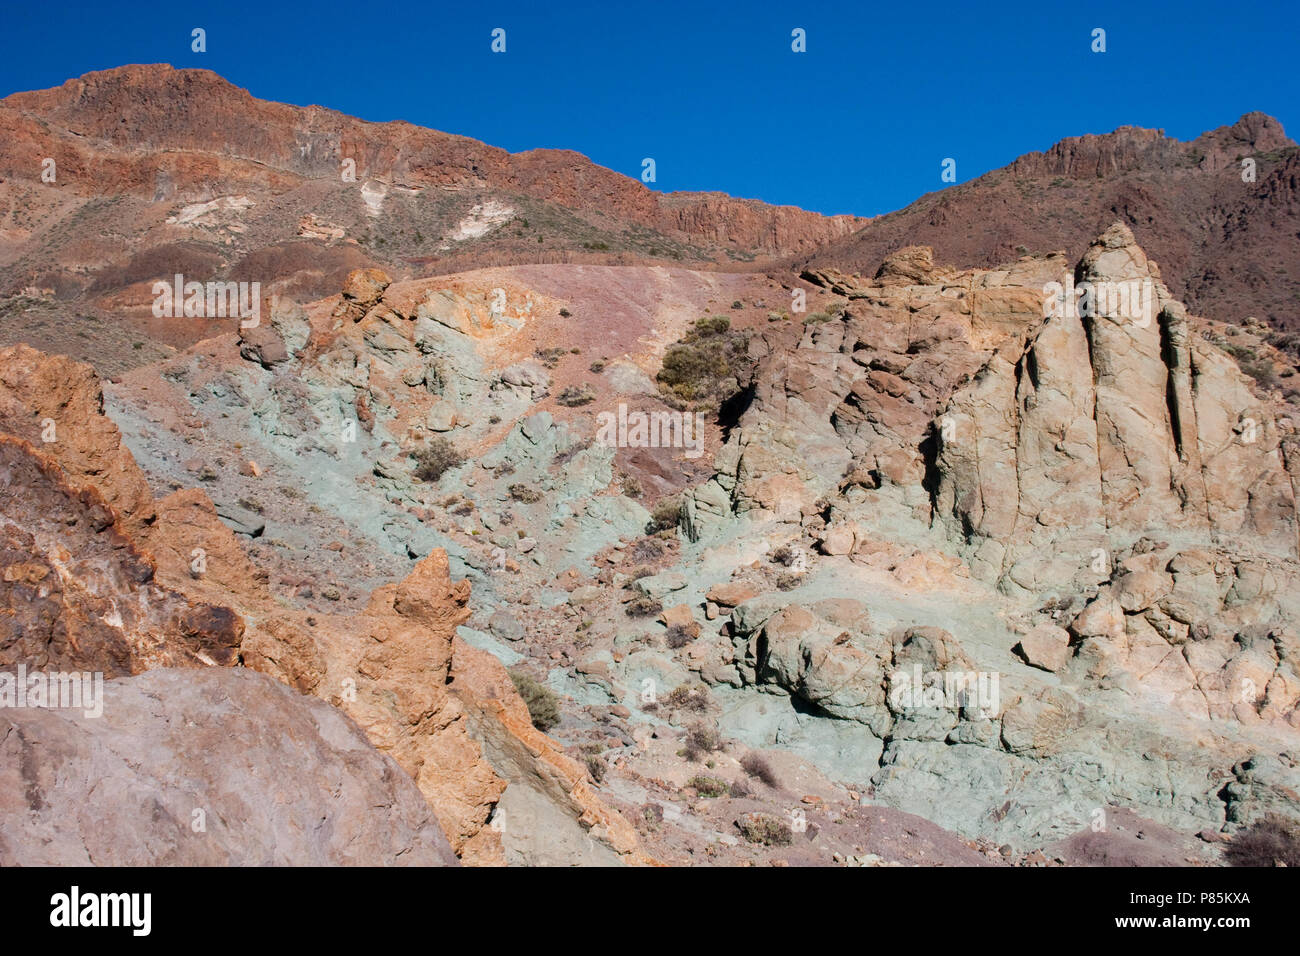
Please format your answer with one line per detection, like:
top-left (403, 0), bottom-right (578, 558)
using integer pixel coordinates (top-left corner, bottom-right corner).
top-left (333, 267), bottom-right (391, 323)
top-left (0, 344), bottom-right (649, 866)
top-left (0, 344), bottom-right (156, 533)
top-left (0, 667), bottom-right (458, 866)
top-left (0, 435), bottom-right (242, 676)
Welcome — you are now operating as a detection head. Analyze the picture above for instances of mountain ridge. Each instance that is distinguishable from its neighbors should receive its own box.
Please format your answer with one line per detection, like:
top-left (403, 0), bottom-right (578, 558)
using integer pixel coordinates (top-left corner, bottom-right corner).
top-left (795, 112), bottom-right (1300, 330)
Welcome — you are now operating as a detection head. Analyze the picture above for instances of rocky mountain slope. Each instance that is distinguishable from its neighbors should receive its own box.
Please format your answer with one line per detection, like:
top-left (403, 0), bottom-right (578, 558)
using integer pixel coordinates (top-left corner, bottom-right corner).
top-left (2, 65), bottom-right (1297, 867)
top-left (0, 64), bottom-right (861, 355)
top-left (796, 114), bottom-right (1300, 331)
top-left (2, 220), bottom-right (1280, 865)
top-left (0, 343), bottom-right (649, 865)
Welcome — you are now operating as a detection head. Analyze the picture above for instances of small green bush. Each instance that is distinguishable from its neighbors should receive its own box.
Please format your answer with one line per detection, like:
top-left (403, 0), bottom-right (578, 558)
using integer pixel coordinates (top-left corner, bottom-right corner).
top-left (688, 775), bottom-right (730, 797)
top-left (655, 315), bottom-right (749, 408)
top-left (737, 813), bottom-right (793, 846)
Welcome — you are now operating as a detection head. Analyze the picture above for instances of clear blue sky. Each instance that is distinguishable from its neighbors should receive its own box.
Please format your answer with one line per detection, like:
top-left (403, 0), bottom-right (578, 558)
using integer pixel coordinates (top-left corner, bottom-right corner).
top-left (1, 0), bottom-right (1295, 217)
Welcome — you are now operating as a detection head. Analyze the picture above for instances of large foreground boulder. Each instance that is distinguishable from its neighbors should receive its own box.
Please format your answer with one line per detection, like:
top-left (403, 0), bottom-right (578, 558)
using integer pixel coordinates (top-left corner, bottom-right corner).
top-left (0, 667), bottom-right (458, 866)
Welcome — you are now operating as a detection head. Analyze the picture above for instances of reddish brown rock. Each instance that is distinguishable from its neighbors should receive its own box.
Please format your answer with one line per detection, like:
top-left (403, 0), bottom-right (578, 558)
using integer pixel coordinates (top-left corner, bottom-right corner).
top-left (707, 581), bottom-right (762, 607)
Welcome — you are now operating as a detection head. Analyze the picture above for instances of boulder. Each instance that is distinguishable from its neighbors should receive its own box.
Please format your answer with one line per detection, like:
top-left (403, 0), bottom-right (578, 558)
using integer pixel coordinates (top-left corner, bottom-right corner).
top-left (0, 668), bottom-right (458, 865)
top-left (1015, 624), bottom-right (1072, 673)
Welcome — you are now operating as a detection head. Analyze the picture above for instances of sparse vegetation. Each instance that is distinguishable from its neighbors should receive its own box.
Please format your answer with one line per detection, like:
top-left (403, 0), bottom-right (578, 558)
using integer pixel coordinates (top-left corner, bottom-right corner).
top-left (535, 347), bottom-right (569, 368)
top-left (508, 668), bottom-right (561, 732)
top-left (769, 544), bottom-right (798, 567)
top-left (688, 775), bottom-right (730, 797)
top-left (736, 813), bottom-right (793, 846)
top-left (684, 723), bottom-right (723, 761)
top-left (556, 383), bottom-right (596, 406)
top-left (412, 438), bottom-right (463, 483)
top-left (664, 625), bottom-right (694, 649)
top-left (656, 314), bottom-right (750, 410)
top-left (1224, 342), bottom-right (1278, 388)
top-left (629, 536), bottom-right (664, 561)
top-left (664, 684), bottom-right (711, 713)
top-left (740, 753), bottom-right (779, 787)
top-left (647, 496), bottom-right (682, 534)
top-left (1224, 815), bottom-right (1300, 867)
top-left (508, 483), bottom-right (543, 504)
top-left (625, 595), bottom-right (662, 617)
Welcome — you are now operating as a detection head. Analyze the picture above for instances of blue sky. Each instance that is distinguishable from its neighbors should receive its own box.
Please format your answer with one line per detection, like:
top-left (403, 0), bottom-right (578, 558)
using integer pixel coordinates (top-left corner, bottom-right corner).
top-left (1, 0), bottom-right (1295, 217)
